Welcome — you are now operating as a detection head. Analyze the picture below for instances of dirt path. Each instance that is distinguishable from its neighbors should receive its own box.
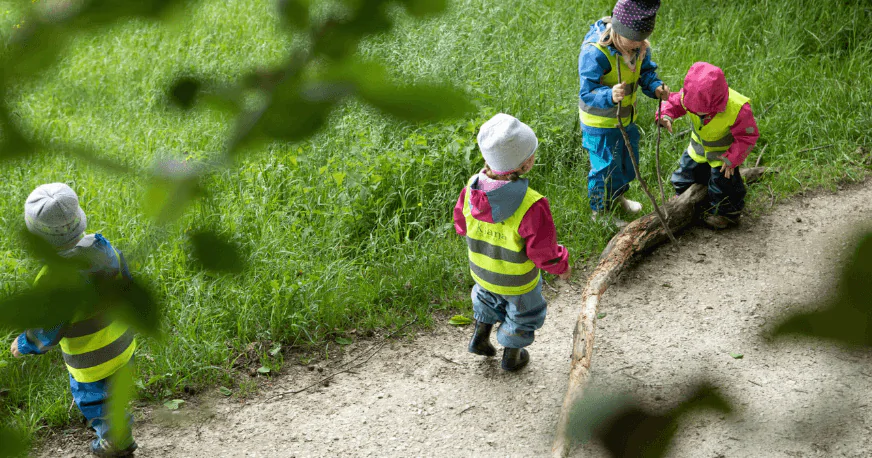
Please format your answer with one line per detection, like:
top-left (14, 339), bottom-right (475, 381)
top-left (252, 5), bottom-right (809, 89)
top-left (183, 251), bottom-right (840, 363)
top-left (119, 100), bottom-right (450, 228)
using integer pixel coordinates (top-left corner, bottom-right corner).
top-left (42, 182), bottom-right (872, 458)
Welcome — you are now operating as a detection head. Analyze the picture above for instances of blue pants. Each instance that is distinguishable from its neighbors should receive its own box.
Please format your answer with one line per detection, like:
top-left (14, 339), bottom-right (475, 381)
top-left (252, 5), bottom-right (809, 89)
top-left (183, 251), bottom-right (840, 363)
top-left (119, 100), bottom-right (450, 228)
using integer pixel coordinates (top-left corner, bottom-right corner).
top-left (583, 124), bottom-right (640, 212)
top-left (70, 372), bottom-right (133, 444)
top-left (472, 280), bottom-right (547, 348)
top-left (670, 151), bottom-right (746, 216)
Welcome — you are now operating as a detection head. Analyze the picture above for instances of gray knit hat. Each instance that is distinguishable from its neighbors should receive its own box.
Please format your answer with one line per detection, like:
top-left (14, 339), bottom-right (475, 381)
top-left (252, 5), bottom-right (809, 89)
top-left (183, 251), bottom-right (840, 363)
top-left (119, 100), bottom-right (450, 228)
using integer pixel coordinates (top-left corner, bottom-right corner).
top-left (612, 0), bottom-right (660, 41)
top-left (477, 113), bottom-right (539, 174)
top-left (24, 183), bottom-right (87, 248)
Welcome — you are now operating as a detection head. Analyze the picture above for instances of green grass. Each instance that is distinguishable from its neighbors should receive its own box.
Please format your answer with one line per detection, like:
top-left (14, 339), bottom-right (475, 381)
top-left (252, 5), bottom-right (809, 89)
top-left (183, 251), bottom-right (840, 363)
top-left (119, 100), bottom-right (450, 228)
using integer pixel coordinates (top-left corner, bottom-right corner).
top-left (0, 0), bottom-right (870, 448)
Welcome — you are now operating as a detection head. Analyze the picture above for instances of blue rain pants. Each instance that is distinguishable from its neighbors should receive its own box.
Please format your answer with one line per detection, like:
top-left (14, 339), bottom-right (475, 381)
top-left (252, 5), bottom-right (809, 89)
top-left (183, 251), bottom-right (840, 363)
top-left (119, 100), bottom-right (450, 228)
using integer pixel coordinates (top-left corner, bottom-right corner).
top-left (584, 124), bottom-right (640, 212)
top-left (472, 279), bottom-right (547, 348)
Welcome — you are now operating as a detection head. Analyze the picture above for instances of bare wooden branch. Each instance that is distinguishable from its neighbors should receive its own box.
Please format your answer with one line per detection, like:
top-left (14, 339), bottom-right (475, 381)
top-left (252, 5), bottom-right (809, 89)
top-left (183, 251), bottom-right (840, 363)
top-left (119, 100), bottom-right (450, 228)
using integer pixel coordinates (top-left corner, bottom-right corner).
top-left (551, 183), bottom-right (707, 457)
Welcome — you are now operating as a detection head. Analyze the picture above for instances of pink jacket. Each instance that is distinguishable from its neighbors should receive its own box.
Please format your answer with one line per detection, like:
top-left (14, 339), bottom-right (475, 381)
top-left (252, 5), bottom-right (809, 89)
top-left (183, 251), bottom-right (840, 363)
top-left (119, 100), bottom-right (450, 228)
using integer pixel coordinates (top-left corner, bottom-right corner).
top-left (656, 62), bottom-right (759, 168)
top-left (453, 176), bottom-right (569, 276)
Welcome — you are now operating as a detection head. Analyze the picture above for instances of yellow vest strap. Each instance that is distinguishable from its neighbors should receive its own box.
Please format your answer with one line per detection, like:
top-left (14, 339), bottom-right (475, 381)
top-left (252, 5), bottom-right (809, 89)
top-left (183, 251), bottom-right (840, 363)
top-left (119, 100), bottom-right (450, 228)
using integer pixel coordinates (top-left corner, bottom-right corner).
top-left (63, 315), bottom-right (112, 339)
top-left (62, 329), bottom-right (134, 369)
top-left (469, 261), bottom-right (540, 288)
top-left (467, 237), bottom-right (528, 264)
top-left (579, 99), bottom-right (635, 119)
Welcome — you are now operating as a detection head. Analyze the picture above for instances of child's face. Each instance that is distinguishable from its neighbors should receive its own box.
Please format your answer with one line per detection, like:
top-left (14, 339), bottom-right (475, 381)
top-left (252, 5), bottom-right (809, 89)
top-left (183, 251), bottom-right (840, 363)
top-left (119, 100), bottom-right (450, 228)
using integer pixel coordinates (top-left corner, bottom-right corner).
top-left (614, 35), bottom-right (644, 54)
top-left (518, 154), bottom-right (536, 174)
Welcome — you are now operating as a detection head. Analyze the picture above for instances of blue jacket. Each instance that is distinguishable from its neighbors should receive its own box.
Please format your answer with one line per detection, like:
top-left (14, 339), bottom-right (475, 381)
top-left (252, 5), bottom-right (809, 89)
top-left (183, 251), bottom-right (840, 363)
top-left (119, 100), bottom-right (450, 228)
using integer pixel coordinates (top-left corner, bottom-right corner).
top-left (16, 234), bottom-right (130, 356)
top-left (578, 19), bottom-right (664, 134)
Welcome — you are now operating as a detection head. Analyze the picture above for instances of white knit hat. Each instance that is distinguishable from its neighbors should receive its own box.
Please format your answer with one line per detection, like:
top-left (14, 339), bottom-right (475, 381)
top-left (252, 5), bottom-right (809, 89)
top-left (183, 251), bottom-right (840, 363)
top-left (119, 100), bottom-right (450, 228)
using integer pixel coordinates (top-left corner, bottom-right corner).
top-left (477, 113), bottom-right (539, 174)
top-left (24, 183), bottom-right (87, 248)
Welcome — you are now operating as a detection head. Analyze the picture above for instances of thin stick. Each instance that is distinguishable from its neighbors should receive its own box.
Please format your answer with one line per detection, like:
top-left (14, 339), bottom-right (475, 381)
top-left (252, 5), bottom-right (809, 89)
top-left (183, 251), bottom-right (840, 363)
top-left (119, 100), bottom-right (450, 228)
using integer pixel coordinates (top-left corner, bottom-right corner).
top-left (264, 317), bottom-right (419, 401)
top-left (797, 144), bottom-right (834, 154)
top-left (654, 99), bottom-right (668, 212)
top-left (615, 62), bottom-right (678, 247)
top-left (759, 101), bottom-right (776, 119)
top-left (754, 144), bottom-right (768, 168)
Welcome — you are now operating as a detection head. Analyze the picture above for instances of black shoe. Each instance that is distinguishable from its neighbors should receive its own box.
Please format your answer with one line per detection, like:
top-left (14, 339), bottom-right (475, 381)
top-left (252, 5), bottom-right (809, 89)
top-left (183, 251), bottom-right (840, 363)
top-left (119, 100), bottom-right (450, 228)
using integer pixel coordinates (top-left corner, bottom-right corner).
top-left (468, 321), bottom-right (496, 357)
top-left (501, 347), bottom-right (529, 372)
top-left (90, 438), bottom-right (137, 457)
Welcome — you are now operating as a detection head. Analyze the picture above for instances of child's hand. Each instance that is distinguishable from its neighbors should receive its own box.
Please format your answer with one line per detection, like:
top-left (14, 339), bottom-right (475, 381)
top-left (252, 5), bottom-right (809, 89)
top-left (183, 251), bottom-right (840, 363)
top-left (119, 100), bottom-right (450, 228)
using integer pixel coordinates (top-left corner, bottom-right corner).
top-left (612, 82), bottom-right (627, 103)
top-left (720, 163), bottom-right (735, 178)
top-left (558, 265), bottom-right (572, 281)
top-left (655, 84), bottom-right (671, 101)
top-left (10, 338), bottom-right (22, 358)
top-left (657, 117), bottom-right (673, 133)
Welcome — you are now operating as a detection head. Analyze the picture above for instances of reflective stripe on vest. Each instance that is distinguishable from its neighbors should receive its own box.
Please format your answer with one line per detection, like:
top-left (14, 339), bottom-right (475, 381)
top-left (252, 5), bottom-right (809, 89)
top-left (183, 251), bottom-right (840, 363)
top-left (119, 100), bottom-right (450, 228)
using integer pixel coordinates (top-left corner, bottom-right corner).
top-left (682, 88), bottom-right (751, 167)
top-left (45, 248), bottom-right (136, 383)
top-left (579, 43), bottom-right (642, 129)
top-left (463, 180), bottom-right (543, 296)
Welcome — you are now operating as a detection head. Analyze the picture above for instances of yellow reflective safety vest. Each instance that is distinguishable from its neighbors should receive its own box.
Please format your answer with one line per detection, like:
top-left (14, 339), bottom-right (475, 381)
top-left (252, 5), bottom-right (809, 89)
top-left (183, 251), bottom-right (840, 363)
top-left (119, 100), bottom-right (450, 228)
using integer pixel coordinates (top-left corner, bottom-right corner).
top-left (682, 88), bottom-right (750, 167)
top-left (463, 178), bottom-right (543, 296)
top-left (580, 43), bottom-right (642, 129)
top-left (34, 245), bottom-right (136, 383)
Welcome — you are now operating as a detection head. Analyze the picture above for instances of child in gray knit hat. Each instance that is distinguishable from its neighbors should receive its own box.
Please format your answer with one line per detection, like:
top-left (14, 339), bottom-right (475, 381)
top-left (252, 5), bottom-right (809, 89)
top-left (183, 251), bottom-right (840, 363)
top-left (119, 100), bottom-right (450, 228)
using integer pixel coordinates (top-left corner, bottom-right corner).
top-left (452, 114), bottom-right (571, 371)
top-left (10, 183), bottom-right (138, 457)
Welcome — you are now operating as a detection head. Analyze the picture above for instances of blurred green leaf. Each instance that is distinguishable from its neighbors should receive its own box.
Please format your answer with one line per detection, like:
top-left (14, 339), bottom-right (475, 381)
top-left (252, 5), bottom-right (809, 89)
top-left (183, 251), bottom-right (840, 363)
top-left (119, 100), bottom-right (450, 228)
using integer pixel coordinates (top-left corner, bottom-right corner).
top-left (70, 0), bottom-right (181, 27)
top-left (278, 0), bottom-right (309, 29)
top-left (269, 344), bottom-right (282, 356)
top-left (771, 232), bottom-right (872, 347)
top-left (96, 277), bottom-right (162, 336)
top-left (597, 312), bottom-right (607, 319)
top-left (107, 364), bottom-right (135, 446)
top-left (0, 426), bottom-right (27, 458)
top-left (168, 77), bottom-right (201, 110)
top-left (188, 231), bottom-right (246, 273)
top-left (313, 5), bottom-right (392, 59)
top-left (144, 160), bottom-right (201, 224)
top-left (567, 382), bottom-right (732, 457)
top-left (257, 366), bottom-right (271, 375)
top-left (729, 352), bottom-right (744, 359)
top-left (358, 82), bottom-right (474, 122)
top-left (448, 315), bottom-right (473, 326)
top-left (335, 337), bottom-right (352, 345)
top-left (219, 386), bottom-right (232, 397)
top-left (399, 0), bottom-right (448, 17)
top-left (163, 399), bottom-right (185, 410)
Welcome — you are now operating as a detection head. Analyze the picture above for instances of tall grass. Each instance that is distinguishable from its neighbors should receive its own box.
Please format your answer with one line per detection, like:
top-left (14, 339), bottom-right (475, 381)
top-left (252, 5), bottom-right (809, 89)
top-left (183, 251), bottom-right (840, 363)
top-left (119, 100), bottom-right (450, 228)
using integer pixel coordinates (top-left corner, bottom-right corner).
top-left (0, 0), bottom-right (869, 446)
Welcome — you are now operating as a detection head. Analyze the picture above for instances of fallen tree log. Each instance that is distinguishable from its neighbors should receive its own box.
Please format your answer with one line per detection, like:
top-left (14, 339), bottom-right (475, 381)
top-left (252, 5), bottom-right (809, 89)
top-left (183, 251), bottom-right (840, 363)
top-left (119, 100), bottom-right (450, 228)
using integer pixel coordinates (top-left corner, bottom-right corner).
top-left (552, 166), bottom-right (770, 457)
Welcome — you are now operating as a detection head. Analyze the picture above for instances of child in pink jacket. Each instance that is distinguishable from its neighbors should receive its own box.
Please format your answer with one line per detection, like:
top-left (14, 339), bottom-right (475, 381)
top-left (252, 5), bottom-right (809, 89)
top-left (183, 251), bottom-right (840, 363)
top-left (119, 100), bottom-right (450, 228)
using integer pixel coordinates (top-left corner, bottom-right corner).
top-left (453, 113), bottom-right (570, 371)
top-left (656, 62), bottom-right (759, 228)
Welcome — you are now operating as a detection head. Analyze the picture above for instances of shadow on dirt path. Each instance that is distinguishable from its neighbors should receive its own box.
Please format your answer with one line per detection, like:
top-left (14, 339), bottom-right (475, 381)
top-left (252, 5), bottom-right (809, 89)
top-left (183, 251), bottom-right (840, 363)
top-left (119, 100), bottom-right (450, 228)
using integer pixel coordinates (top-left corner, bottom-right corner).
top-left (40, 182), bottom-right (872, 458)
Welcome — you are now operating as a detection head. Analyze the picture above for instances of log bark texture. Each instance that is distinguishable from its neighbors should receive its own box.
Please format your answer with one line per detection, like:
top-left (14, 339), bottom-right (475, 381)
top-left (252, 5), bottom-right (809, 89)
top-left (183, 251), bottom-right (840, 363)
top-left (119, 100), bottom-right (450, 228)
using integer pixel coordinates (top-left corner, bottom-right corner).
top-left (552, 167), bottom-right (770, 457)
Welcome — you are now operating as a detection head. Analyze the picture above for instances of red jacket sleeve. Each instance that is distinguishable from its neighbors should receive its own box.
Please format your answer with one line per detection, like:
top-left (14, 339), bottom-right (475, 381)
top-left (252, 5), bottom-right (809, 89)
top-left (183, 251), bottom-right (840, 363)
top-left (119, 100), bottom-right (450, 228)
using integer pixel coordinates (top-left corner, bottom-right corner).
top-left (517, 198), bottom-right (569, 275)
top-left (655, 91), bottom-right (686, 121)
top-left (453, 187), bottom-right (467, 236)
top-left (721, 102), bottom-right (759, 168)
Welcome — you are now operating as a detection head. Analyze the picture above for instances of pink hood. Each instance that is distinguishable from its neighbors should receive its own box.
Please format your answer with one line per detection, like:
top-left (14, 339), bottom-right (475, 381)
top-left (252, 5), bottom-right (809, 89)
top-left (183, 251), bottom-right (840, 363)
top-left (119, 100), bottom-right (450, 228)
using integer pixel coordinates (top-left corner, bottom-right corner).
top-left (681, 62), bottom-right (729, 115)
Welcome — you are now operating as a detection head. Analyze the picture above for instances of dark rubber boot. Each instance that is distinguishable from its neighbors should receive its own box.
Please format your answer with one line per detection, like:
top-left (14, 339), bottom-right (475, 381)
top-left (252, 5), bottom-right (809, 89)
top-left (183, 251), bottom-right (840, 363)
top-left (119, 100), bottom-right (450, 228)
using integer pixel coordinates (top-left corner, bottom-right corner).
top-left (501, 347), bottom-right (530, 372)
top-left (468, 321), bottom-right (497, 357)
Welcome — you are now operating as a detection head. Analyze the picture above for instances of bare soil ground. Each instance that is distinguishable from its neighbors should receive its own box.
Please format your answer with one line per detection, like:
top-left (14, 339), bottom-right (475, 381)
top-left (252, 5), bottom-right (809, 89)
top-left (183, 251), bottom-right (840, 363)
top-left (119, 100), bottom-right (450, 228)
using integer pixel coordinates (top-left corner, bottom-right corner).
top-left (40, 181), bottom-right (872, 457)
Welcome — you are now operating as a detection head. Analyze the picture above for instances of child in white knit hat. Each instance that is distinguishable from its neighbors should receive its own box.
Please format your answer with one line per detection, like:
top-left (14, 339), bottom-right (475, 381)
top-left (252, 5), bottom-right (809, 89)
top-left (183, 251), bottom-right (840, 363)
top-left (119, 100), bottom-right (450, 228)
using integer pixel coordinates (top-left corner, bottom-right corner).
top-left (9, 183), bottom-right (138, 457)
top-left (452, 113), bottom-right (571, 371)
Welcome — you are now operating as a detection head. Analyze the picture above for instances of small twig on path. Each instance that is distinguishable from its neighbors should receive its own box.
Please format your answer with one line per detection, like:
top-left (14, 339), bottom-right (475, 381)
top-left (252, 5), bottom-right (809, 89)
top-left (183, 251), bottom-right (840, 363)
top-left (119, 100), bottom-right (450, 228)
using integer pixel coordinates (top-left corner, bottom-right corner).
top-left (264, 317), bottom-right (419, 401)
top-left (754, 144), bottom-right (768, 168)
top-left (622, 372), bottom-right (646, 383)
top-left (436, 354), bottom-right (462, 365)
top-left (748, 380), bottom-right (763, 387)
top-left (615, 61), bottom-right (678, 248)
top-left (797, 144), bottom-right (834, 154)
top-left (768, 184), bottom-right (776, 209)
top-left (458, 405), bottom-right (476, 416)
